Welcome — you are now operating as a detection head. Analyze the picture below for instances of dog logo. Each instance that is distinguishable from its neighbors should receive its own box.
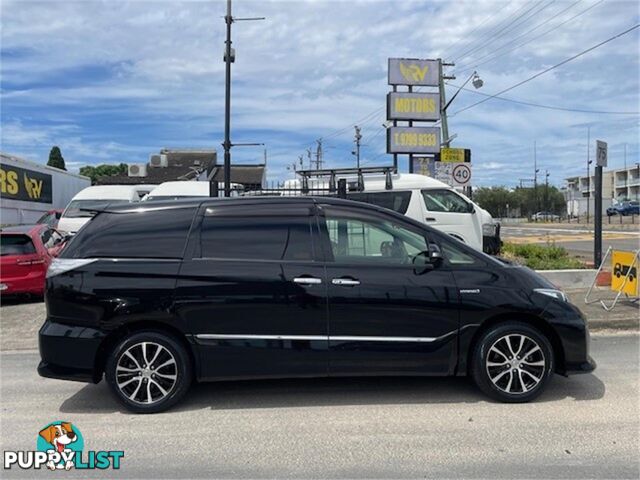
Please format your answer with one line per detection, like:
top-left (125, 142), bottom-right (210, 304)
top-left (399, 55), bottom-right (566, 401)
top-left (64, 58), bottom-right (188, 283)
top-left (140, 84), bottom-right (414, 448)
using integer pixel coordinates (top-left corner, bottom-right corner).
top-left (4, 421), bottom-right (123, 470)
top-left (37, 421), bottom-right (83, 470)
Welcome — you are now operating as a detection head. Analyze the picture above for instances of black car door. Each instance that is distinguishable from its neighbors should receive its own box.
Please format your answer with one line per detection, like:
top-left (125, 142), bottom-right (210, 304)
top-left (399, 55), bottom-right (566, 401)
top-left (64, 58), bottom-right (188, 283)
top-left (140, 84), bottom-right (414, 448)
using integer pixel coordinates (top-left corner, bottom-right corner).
top-left (174, 202), bottom-right (329, 380)
top-left (316, 204), bottom-right (459, 376)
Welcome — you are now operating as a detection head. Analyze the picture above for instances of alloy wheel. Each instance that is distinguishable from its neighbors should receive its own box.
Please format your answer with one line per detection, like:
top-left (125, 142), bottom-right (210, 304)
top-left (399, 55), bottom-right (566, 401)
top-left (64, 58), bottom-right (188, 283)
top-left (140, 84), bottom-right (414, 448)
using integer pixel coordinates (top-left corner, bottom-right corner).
top-left (485, 334), bottom-right (546, 395)
top-left (115, 341), bottom-right (178, 405)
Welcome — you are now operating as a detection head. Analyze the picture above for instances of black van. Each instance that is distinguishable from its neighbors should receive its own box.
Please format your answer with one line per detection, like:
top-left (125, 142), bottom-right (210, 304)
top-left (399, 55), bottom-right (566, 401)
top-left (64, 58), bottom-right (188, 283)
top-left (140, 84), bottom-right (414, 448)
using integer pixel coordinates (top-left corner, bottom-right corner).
top-left (38, 197), bottom-right (595, 413)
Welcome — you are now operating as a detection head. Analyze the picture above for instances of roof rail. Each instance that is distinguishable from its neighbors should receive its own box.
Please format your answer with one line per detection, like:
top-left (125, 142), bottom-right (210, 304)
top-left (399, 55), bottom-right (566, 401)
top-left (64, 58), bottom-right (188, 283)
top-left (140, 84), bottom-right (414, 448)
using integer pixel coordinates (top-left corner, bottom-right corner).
top-left (296, 165), bottom-right (396, 192)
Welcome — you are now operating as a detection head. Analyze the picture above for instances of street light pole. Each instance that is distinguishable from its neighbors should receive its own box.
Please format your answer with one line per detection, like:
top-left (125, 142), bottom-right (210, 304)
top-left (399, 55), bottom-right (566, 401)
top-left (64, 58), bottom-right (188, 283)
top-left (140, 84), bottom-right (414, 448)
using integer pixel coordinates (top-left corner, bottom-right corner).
top-left (223, 0), bottom-right (233, 197)
top-left (221, 0), bottom-right (264, 197)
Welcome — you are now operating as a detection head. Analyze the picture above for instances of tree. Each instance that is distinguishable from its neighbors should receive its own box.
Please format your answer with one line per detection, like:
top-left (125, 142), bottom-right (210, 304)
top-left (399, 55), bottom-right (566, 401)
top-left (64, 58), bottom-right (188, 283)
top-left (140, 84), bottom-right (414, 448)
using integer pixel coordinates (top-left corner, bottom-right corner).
top-left (474, 187), bottom-right (512, 218)
top-left (47, 146), bottom-right (66, 170)
top-left (79, 163), bottom-right (128, 184)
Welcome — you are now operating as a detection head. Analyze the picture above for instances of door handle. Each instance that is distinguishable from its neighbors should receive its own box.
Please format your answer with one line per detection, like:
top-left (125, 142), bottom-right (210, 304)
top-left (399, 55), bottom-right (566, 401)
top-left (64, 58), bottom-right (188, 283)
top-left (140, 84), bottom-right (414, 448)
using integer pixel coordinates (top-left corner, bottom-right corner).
top-left (332, 278), bottom-right (360, 286)
top-left (293, 277), bottom-right (322, 285)
top-left (425, 217), bottom-right (437, 222)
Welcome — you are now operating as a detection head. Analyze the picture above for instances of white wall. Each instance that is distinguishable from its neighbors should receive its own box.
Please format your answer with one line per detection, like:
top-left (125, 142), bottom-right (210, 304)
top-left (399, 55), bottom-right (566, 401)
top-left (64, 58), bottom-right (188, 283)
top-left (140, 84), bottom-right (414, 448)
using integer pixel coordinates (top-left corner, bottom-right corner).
top-left (1, 153), bottom-right (91, 225)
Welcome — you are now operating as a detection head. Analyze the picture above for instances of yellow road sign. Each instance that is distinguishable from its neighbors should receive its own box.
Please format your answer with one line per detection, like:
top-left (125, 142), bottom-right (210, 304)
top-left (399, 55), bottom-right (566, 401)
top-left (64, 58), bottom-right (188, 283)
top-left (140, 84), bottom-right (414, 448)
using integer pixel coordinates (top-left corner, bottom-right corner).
top-left (440, 148), bottom-right (467, 163)
top-left (611, 250), bottom-right (638, 296)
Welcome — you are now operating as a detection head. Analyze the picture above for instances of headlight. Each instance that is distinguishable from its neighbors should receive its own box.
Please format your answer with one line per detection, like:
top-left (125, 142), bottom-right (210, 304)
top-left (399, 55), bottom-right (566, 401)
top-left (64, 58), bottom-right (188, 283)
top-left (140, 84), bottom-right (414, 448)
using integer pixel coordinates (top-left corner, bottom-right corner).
top-left (533, 288), bottom-right (568, 302)
top-left (482, 223), bottom-right (496, 236)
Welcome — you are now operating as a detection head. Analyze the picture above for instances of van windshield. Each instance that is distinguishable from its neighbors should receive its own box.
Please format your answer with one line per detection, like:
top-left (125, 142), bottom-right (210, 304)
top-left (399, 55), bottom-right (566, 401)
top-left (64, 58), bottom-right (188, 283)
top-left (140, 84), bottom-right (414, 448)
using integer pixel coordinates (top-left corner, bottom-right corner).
top-left (63, 199), bottom-right (129, 218)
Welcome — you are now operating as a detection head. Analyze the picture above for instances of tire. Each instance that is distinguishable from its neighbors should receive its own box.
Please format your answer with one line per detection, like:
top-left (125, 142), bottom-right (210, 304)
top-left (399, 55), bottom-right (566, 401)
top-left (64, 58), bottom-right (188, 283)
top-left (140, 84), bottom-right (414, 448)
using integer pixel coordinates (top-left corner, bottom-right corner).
top-left (471, 322), bottom-right (554, 403)
top-left (105, 331), bottom-right (192, 414)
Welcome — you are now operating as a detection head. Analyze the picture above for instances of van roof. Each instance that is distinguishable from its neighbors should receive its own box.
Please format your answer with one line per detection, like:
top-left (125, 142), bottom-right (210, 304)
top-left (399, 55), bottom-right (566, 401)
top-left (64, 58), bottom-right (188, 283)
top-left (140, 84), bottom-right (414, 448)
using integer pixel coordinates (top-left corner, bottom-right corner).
top-left (284, 173), bottom-right (453, 191)
top-left (72, 185), bottom-right (141, 200)
top-left (148, 181), bottom-right (243, 197)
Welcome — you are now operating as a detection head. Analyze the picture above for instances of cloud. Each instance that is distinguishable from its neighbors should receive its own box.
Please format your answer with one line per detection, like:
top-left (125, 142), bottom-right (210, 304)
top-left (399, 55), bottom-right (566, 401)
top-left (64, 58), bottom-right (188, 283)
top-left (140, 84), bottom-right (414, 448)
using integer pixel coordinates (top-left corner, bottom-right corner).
top-left (1, 0), bottom-right (638, 187)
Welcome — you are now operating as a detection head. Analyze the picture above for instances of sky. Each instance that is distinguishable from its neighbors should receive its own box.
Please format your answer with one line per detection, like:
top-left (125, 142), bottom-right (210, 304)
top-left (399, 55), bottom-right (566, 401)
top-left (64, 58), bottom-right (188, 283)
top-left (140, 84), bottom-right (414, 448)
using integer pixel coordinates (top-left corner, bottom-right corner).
top-left (1, 0), bottom-right (639, 187)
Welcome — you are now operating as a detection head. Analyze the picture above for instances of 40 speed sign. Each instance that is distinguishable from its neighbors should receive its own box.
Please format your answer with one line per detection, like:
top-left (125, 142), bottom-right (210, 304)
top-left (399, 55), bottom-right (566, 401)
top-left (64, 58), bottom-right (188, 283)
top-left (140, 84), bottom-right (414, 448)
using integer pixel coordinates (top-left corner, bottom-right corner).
top-left (451, 163), bottom-right (471, 186)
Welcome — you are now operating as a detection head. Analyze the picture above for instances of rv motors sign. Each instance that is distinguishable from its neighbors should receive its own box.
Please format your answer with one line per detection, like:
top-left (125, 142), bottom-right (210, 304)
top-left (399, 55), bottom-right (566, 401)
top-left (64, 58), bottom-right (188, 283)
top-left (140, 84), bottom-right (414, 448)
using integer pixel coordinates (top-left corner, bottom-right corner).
top-left (388, 58), bottom-right (439, 86)
top-left (387, 126), bottom-right (441, 154)
top-left (0, 163), bottom-right (53, 204)
top-left (387, 92), bottom-right (440, 121)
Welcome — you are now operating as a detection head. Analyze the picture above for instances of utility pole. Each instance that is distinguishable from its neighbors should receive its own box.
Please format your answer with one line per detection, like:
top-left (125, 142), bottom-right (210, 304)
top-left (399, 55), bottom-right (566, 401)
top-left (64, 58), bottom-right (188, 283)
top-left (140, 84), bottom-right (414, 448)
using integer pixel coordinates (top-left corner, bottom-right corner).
top-left (221, 0), bottom-right (264, 197)
top-left (534, 141), bottom-right (539, 219)
top-left (545, 170), bottom-right (550, 214)
top-left (586, 126), bottom-right (592, 221)
top-left (315, 139), bottom-right (323, 170)
top-left (306, 149), bottom-right (313, 170)
top-left (353, 126), bottom-right (362, 168)
top-left (222, 0), bottom-right (233, 197)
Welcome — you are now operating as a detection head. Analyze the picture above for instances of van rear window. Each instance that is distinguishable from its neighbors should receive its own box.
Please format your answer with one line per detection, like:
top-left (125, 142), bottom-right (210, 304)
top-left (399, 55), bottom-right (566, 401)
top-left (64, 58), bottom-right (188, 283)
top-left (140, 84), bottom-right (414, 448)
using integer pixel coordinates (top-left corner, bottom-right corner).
top-left (63, 208), bottom-right (196, 259)
top-left (1, 235), bottom-right (36, 256)
top-left (347, 191), bottom-right (412, 214)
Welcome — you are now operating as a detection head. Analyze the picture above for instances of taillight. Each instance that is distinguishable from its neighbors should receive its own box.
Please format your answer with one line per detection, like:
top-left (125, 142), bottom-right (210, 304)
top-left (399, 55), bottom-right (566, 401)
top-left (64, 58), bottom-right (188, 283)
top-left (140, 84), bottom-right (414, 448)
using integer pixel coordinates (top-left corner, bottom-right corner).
top-left (46, 258), bottom-right (97, 278)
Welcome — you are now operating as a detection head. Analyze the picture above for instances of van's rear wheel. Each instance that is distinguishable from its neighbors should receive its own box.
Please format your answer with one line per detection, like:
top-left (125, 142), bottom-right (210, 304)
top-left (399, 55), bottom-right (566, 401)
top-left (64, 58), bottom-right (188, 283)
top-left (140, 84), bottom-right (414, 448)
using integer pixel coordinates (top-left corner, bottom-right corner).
top-left (471, 322), bottom-right (553, 403)
top-left (105, 331), bottom-right (192, 413)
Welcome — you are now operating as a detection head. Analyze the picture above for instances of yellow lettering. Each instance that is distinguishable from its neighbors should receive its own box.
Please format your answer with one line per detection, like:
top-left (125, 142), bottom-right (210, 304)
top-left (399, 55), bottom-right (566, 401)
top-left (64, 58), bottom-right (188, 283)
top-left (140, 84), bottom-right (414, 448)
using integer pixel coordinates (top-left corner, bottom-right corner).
top-left (7, 171), bottom-right (18, 195)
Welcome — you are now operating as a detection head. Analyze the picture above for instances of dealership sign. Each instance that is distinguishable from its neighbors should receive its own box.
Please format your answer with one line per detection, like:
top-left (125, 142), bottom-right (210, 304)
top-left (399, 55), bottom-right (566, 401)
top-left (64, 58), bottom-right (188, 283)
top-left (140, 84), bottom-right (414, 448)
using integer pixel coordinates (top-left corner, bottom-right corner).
top-left (0, 163), bottom-right (53, 204)
top-left (387, 92), bottom-right (440, 121)
top-left (387, 126), bottom-right (440, 154)
top-left (388, 58), bottom-right (439, 86)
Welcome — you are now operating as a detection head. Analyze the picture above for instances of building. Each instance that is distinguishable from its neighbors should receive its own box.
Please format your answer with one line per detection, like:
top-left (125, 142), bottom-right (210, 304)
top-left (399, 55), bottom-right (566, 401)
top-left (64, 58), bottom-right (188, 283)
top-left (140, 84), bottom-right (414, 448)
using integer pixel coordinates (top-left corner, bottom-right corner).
top-left (95, 148), bottom-right (267, 192)
top-left (565, 164), bottom-right (640, 217)
top-left (95, 148), bottom-right (217, 185)
top-left (0, 152), bottom-right (91, 225)
top-left (208, 164), bottom-right (266, 192)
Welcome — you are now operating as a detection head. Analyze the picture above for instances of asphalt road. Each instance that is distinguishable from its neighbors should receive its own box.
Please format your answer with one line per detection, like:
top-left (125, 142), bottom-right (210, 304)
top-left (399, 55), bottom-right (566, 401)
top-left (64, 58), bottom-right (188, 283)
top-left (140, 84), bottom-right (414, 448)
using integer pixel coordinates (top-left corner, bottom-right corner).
top-left (1, 335), bottom-right (638, 479)
top-left (502, 225), bottom-right (639, 258)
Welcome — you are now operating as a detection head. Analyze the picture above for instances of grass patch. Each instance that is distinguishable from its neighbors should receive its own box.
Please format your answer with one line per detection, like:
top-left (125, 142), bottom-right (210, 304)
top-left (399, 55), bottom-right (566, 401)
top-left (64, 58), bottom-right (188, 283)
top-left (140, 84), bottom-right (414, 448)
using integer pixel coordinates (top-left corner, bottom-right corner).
top-left (501, 242), bottom-right (586, 270)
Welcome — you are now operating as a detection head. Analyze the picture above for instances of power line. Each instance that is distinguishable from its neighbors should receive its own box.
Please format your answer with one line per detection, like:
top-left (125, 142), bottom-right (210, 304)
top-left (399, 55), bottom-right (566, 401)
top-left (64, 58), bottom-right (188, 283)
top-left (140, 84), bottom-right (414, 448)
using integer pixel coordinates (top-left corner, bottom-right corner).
top-left (451, 0), bottom-right (554, 63)
top-left (454, 0), bottom-right (605, 75)
top-left (445, 82), bottom-right (640, 114)
top-left (447, 1), bottom-right (536, 60)
top-left (450, 23), bottom-right (640, 116)
top-left (440, 3), bottom-right (513, 58)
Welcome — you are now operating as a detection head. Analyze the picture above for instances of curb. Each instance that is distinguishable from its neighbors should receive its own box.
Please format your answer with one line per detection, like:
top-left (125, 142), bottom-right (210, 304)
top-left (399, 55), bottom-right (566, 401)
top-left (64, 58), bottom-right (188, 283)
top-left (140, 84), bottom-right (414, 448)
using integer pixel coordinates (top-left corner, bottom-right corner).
top-left (537, 269), bottom-right (597, 289)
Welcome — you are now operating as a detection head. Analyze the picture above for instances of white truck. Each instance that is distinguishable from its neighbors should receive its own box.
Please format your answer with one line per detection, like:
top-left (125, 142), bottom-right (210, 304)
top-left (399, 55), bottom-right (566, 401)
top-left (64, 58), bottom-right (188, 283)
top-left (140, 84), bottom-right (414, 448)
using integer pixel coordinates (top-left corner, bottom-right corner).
top-left (283, 172), bottom-right (500, 254)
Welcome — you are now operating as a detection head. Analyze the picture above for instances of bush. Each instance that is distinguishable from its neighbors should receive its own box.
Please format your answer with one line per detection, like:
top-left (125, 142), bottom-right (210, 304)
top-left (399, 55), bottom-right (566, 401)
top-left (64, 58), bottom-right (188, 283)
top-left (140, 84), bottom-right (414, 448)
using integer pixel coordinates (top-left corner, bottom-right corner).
top-left (501, 242), bottom-right (586, 270)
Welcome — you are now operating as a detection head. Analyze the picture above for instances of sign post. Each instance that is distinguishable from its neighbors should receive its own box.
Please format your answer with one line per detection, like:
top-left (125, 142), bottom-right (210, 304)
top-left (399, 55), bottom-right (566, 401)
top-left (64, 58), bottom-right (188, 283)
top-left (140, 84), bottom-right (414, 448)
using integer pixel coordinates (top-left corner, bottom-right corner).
top-left (594, 140), bottom-right (607, 266)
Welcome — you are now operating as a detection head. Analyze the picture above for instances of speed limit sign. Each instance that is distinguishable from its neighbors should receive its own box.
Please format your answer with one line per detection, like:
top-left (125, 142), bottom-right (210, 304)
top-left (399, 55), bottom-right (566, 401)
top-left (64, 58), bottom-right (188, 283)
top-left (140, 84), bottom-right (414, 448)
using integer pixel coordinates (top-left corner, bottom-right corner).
top-left (451, 163), bottom-right (471, 186)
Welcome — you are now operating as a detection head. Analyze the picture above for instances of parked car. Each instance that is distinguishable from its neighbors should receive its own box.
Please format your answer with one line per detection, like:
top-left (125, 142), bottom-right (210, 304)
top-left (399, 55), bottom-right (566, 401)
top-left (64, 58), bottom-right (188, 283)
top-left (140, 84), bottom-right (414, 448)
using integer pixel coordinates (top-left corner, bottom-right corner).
top-left (0, 224), bottom-right (67, 297)
top-left (144, 181), bottom-right (244, 201)
top-left (607, 201), bottom-right (640, 216)
top-left (283, 173), bottom-right (501, 255)
top-left (532, 212), bottom-right (560, 221)
top-left (39, 197), bottom-right (595, 413)
top-left (57, 185), bottom-right (153, 234)
top-left (36, 209), bottom-right (63, 228)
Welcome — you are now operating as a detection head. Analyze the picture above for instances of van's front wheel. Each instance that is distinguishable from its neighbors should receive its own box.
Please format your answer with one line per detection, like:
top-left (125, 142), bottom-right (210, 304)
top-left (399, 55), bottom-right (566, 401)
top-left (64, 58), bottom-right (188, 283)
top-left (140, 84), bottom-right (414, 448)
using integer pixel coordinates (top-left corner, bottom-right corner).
top-left (105, 331), bottom-right (192, 413)
top-left (471, 322), bottom-right (553, 403)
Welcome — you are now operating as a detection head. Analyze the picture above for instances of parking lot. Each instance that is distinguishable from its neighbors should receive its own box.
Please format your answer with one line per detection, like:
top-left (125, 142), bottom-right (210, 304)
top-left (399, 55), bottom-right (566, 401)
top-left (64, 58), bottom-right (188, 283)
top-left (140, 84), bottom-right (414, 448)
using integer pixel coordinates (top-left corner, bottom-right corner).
top-left (1, 299), bottom-right (638, 479)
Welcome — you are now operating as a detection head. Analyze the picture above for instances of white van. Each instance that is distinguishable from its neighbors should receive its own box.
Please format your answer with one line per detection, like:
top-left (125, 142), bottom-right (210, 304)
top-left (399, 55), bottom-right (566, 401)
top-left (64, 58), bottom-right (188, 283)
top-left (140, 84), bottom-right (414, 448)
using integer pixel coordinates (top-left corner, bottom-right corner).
top-left (144, 181), bottom-right (244, 201)
top-left (284, 173), bottom-right (500, 253)
top-left (57, 185), bottom-right (150, 234)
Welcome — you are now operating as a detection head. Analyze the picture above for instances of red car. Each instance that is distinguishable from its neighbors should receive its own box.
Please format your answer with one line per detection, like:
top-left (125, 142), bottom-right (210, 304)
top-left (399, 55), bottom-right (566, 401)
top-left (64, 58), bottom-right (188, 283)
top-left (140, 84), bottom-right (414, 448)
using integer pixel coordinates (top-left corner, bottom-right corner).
top-left (0, 224), bottom-right (67, 297)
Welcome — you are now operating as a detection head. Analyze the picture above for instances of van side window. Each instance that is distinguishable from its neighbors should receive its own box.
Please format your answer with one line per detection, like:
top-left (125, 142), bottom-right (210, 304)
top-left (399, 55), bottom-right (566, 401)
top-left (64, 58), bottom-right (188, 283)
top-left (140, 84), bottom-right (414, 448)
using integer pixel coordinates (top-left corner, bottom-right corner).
top-left (324, 210), bottom-right (427, 264)
top-left (199, 215), bottom-right (313, 261)
top-left (347, 191), bottom-right (412, 214)
top-left (422, 189), bottom-right (472, 213)
top-left (65, 208), bottom-right (196, 259)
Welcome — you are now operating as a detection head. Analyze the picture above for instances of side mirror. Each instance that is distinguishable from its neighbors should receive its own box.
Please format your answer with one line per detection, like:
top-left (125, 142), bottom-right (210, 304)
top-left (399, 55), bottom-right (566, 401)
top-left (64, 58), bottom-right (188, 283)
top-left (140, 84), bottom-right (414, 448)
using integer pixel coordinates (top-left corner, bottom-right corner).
top-left (413, 245), bottom-right (442, 274)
